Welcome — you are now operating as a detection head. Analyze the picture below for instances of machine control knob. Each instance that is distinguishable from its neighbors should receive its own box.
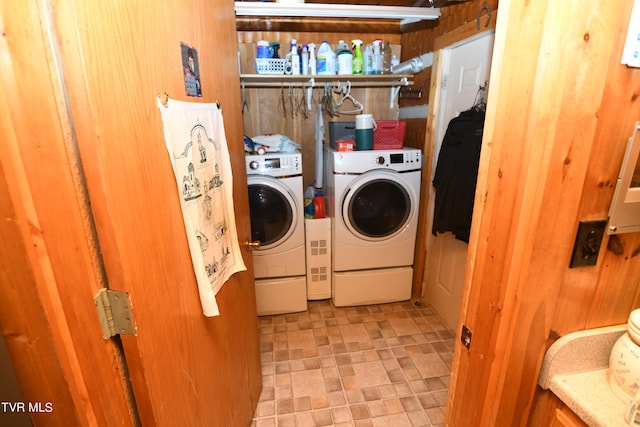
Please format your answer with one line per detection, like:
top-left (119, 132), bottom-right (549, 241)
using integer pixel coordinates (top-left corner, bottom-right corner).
top-left (376, 156), bottom-right (385, 165)
top-left (249, 160), bottom-right (259, 170)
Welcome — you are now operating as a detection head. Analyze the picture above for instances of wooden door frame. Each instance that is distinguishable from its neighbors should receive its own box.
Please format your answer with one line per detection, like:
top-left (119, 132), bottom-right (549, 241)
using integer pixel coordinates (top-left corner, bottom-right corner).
top-left (418, 7), bottom-right (508, 426)
top-left (422, 29), bottom-right (495, 333)
top-left (0, 1), bottom-right (136, 425)
top-left (413, 9), bottom-right (499, 300)
top-left (444, 1), bottom-right (640, 424)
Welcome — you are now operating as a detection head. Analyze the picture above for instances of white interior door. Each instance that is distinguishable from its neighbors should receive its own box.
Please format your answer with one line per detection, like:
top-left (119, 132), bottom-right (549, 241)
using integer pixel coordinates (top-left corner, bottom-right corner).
top-left (424, 31), bottom-right (494, 331)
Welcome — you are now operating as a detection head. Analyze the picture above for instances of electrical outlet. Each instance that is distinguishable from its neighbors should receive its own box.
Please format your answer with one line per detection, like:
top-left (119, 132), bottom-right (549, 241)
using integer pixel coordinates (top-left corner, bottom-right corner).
top-left (569, 220), bottom-right (607, 268)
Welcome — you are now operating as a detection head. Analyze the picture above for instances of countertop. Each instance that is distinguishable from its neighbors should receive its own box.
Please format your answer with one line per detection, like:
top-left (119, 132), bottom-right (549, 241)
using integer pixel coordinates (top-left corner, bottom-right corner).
top-left (538, 325), bottom-right (629, 426)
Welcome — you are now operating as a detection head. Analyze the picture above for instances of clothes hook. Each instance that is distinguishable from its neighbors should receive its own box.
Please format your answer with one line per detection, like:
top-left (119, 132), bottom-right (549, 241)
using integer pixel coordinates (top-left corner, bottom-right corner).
top-left (476, 4), bottom-right (491, 30)
top-left (158, 92), bottom-right (169, 108)
top-left (241, 81), bottom-right (247, 113)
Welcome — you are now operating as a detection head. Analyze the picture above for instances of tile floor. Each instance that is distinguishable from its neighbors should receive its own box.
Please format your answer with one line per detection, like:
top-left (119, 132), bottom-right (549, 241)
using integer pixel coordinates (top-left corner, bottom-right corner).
top-left (251, 299), bottom-right (455, 427)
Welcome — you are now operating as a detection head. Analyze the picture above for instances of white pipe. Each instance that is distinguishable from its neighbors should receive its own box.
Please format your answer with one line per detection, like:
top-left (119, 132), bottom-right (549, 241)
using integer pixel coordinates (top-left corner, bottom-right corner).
top-left (392, 52), bottom-right (434, 75)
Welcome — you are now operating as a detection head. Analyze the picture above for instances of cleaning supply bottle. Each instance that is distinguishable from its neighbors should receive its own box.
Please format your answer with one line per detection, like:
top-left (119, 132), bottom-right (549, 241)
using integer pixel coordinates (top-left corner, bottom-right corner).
top-left (336, 40), bottom-right (349, 53)
top-left (335, 40), bottom-right (352, 75)
top-left (301, 44), bottom-right (309, 75)
top-left (381, 40), bottom-right (392, 74)
top-left (304, 184), bottom-right (315, 219)
top-left (351, 39), bottom-right (364, 75)
top-left (270, 42), bottom-right (281, 58)
top-left (290, 39), bottom-right (300, 75)
top-left (391, 54), bottom-right (400, 73)
top-left (308, 43), bottom-right (317, 75)
top-left (372, 39), bottom-right (383, 75)
top-left (317, 40), bottom-right (335, 75)
top-left (314, 188), bottom-right (326, 219)
top-left (364, 43), bottom-right (374, 75)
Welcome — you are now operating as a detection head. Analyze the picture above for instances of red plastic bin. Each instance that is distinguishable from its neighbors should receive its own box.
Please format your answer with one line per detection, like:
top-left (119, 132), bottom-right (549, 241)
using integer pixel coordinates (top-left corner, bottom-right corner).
top-left (373, 120), bottom-right (406, 150)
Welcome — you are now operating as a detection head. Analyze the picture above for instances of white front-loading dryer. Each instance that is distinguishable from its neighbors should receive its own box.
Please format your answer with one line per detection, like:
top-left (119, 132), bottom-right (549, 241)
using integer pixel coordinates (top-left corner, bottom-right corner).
top-left (246, 152), bottom-right (306, 315)
top-left (324, 148), bottom-right (422, 306)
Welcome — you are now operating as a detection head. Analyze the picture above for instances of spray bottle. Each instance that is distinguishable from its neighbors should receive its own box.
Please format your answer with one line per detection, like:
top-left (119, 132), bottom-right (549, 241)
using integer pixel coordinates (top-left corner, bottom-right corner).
top-left (308, 43), bottom-right (317, 75)
top-left (351, 39), bottom-right (364, 75)
top-left (301, 44), bottom-right (309, 75)
top-left (372, 39), bottom-right (383, 75)
top-left (290, 39), bottom-right (300, 75)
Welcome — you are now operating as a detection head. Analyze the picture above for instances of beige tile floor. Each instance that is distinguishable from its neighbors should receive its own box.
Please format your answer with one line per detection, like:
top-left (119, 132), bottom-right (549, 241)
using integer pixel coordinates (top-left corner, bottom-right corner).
top-left (251, 299), bottom-right (454, 427)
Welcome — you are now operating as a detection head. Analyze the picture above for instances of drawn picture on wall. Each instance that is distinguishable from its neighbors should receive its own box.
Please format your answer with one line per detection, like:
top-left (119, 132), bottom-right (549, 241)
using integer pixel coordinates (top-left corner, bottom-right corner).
top-left (181, 43), bottom-right (202, 97)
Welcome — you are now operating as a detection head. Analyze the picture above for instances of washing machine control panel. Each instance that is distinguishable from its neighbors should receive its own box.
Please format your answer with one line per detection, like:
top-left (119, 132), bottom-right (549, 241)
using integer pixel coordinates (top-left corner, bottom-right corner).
top-left (332, 148), bottom-right (422, 173)
top-left (246, 153), bottom-right (302, 177)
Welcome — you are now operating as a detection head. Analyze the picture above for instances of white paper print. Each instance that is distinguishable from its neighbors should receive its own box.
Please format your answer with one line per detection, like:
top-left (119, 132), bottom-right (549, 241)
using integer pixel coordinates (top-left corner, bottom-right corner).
top-left (157, 98), bottom-right (246, 316)
top-left (622, 0), bottom-right (640, 67)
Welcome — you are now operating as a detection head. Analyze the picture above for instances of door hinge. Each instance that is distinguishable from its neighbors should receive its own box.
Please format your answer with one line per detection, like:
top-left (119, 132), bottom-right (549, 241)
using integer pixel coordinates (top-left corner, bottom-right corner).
top-left (94, 289), bottom-right (136, 339)
top-left (461, 324), bottom-right (473, 350)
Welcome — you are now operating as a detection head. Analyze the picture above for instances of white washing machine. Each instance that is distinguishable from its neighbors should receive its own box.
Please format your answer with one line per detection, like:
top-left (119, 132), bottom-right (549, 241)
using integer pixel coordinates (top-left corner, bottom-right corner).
top-left (246, 153), bottom-right (307, 315)
top-left (324, 147), bottom-right (422, 306)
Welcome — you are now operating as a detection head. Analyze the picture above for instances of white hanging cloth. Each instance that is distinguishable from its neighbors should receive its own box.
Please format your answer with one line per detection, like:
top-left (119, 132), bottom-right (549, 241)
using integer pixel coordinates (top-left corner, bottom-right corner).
top-left (157, 97), bottom-right (246, 317)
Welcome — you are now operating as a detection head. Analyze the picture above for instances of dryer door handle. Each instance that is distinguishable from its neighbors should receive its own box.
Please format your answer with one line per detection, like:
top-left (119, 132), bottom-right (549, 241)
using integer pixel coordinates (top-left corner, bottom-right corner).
top-left (241, 240), bottom-right (261, 251)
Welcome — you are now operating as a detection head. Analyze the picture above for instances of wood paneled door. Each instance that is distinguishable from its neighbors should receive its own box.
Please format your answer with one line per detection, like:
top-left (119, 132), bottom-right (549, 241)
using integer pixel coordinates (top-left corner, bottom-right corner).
top-left (0, 1), bottom-right (261, 425)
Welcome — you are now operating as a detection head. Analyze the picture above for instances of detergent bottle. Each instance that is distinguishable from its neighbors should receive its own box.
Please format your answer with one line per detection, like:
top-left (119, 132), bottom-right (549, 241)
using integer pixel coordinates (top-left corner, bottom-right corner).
top-left (335, 40), bottom-right (353, 75)
top-left (351, 39), bottom-right (364, 75)
top-left (317, 40), bottom-right (335, 75)
top-left (304, 184), bottom-right (315, 219)
top-left (314, 188), bottom-right (326, 219)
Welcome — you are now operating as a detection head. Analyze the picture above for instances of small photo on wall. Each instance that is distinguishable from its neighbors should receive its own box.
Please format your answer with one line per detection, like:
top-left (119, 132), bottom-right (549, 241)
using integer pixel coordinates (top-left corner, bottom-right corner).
top-left (181, 43), bottom-right (202, 97)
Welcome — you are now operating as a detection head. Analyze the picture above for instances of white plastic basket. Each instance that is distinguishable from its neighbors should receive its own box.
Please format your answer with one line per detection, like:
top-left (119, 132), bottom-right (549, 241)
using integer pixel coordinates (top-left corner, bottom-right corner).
top-left (255, 58), bottom-right (287, 75)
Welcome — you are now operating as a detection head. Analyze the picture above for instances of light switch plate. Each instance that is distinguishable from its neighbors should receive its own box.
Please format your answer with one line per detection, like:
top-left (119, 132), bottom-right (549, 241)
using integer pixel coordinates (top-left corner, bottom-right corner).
top-left (569, 220), bottom-right (608, 268)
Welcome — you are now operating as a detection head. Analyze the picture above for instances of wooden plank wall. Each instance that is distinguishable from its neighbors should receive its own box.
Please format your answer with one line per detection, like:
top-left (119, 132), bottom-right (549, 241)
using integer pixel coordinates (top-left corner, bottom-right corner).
top-left (400, 0), bottom-right (499, 149)
top-left (446, 0), bottom-right (640, 424)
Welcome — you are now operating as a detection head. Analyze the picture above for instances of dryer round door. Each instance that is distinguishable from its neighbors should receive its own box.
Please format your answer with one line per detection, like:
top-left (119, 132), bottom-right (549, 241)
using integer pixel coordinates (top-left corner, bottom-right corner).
top-left (341, 170), bottom-right (414, 241)
top-left (248, 175), bottom-right (299, 250)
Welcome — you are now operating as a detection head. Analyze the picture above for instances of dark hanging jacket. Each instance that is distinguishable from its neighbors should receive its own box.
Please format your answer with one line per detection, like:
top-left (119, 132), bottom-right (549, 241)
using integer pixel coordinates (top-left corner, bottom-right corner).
top-left (432, 108), bottom-right (485, 243)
